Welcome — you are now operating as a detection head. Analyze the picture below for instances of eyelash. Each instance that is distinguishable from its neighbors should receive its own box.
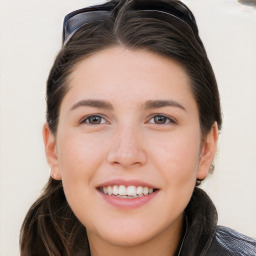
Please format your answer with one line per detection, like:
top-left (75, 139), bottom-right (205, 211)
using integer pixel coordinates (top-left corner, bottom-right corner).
top-left (80, 115), bottom-right (107, 125)
top-left (80, 114), bottom-right (176, 125)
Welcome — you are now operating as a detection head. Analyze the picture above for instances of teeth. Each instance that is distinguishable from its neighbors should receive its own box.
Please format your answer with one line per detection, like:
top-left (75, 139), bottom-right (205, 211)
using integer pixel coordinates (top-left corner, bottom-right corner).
top-left (107, 186), bottom-right (112, 196)
top-left (113, 185), bottom-right (119, 195)
top-left (136, 186), bottom-right (143, 195)
top-left (119, 185), bottom-right (126, 196)
top-left (127, 186), bottom-right (137, 196)
top-left (143, 187), bottom-right (149, 195)
top-left (100, 185), bottom-right (155, 197)
top-left (103, 187), bottom-right (108, 194)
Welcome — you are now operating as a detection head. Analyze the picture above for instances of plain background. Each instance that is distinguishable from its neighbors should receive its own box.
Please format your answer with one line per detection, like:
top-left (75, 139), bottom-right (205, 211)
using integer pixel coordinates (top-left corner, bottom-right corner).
top-left (0, 0), bottom-right (255, 255)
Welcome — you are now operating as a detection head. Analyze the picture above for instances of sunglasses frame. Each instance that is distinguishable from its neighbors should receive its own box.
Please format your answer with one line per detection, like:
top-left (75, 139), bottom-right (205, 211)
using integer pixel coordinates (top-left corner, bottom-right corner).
top-left (62, 2), bottom-right (199, 46)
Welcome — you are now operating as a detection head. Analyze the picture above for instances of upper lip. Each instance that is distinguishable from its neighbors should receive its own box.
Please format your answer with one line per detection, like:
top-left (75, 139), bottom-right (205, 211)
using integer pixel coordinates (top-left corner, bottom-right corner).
top-left (97, 179), bottom-right (158, 189)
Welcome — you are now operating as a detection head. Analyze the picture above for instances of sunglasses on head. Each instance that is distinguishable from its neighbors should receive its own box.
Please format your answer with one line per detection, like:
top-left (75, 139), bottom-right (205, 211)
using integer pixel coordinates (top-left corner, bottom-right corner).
top-left (62, 1), bottom-right (199, 46)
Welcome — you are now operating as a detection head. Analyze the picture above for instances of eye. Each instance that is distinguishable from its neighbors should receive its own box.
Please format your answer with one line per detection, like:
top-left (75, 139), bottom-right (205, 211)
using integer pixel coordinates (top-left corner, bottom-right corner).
top-left (149, 115), bottom-right (175, 124)
top-left (81, 115), bottom-right (107, 125)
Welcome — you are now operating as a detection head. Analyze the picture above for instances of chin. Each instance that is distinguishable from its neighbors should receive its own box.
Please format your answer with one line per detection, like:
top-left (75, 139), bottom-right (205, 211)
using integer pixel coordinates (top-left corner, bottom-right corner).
top-left (97, 228), bottom-right (156, 247)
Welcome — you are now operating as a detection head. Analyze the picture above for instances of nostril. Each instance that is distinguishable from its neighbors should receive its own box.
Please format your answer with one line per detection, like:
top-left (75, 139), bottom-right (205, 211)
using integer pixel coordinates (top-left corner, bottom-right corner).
top-left (106, 145), bottom-right (147, 167)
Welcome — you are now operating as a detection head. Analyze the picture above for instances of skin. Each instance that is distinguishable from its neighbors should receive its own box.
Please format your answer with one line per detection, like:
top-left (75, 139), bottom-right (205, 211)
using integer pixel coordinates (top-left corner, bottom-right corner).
top-left (43, 47), bottom-right (218, 256)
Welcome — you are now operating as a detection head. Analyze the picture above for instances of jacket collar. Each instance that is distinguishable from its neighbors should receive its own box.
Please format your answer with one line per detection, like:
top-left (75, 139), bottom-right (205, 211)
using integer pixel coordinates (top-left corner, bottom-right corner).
top-left (180, 188), bottom-right (218, 256)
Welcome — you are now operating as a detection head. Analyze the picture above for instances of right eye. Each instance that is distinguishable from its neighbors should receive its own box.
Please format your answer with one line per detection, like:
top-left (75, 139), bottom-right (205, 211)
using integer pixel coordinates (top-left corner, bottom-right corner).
top-left (81, 115), bottom-right (107, 125)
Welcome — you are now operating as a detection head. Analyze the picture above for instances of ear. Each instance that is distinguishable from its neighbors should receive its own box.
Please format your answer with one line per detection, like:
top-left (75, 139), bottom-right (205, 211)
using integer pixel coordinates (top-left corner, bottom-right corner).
top-left (42, 123), bottom-right (62, 180)
top-left (197, 122), bottom-right (219, 180)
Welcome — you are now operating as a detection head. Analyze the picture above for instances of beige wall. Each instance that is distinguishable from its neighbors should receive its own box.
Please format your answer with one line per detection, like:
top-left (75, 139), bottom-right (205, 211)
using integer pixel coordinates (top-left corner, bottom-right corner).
top-left (0, 0), bottom-right (255, 255)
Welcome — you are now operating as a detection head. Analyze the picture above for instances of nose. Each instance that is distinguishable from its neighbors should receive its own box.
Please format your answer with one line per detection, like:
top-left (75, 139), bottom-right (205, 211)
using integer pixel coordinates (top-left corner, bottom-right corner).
top-left (106, 125), bottom-right (147, 168)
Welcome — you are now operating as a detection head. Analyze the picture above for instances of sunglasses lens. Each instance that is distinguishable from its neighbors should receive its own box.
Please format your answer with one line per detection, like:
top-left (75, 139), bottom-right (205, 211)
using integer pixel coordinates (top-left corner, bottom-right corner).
top-left (64, 10), bottom-right (110, 44)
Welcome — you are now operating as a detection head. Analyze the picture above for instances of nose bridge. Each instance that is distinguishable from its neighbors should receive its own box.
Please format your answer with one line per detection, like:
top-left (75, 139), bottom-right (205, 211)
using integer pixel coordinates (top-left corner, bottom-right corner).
top-left (107, 122), bottom-right (147, 167)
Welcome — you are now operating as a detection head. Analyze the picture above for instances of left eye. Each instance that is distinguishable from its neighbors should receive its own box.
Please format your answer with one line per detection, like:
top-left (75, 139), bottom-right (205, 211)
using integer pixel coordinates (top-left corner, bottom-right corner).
top-left (82, 115), bottom-right (106, 125)
top-left (149, 115), bottom-right (173, 124)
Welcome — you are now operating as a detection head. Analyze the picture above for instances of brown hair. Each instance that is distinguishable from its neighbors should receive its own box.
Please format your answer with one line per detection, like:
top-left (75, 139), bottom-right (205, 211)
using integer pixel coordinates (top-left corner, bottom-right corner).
top-left (20, 0), bottom-right (222, 255)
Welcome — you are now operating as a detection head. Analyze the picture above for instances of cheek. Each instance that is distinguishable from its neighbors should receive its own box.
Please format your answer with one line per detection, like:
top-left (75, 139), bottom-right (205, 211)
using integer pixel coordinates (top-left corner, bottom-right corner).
top-left (55, 132), bottom-right (108, 228)
top-left (56, 133), bottom-right (105, 200)
top-left (148, 129), bottom-right (201, 185)
top-left (58, 132), bottom-right (103, 173)
top-left (148, 130), bottom-right (201, 218)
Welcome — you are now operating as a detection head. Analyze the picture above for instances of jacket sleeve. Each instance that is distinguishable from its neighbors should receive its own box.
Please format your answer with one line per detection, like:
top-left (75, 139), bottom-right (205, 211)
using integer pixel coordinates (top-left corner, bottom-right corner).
top-left (206, 226), bottom-right (256, 256)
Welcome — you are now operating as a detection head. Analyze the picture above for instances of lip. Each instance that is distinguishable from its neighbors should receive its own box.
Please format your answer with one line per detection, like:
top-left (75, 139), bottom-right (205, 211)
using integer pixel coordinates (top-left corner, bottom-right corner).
top-left (96, 179), bottom-right (159, 210)
top-left (98, 189), bottom-right (159, 209)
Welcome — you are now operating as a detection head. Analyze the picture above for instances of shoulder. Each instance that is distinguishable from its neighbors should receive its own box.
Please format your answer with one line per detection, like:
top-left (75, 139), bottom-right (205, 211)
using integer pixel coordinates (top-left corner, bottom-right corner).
top-left (206, 225), bottom-right (256, 256)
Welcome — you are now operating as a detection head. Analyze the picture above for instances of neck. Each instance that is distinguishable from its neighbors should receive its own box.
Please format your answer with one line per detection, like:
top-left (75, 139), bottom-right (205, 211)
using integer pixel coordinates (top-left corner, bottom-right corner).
top-left (87, 213), bottom-right (185, 256)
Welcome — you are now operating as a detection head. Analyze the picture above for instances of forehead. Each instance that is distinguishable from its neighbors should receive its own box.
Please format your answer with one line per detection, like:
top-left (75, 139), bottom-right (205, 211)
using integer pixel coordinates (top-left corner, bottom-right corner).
top-left (63, 46), bottom-right (196, 110)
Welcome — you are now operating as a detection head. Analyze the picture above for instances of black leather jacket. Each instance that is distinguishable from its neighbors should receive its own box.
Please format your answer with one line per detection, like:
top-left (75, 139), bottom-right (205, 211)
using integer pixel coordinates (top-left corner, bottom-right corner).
top-left (180, 188), bottom-right (256, 256)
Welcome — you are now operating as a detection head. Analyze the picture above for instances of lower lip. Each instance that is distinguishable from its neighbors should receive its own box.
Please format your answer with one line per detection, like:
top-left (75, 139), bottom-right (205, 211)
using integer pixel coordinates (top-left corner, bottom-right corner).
top-left (98, 190), bottom-right (159, 210)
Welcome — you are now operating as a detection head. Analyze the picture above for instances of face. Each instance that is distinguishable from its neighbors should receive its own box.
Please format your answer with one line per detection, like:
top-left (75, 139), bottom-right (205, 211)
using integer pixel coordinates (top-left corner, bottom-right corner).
top-left (44, 47), bottom-right (217, 250)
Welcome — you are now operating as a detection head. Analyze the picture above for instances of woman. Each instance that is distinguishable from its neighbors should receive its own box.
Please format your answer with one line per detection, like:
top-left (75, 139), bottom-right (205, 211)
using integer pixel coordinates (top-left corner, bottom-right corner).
top-left (20, 0), bottom-right (256, 255)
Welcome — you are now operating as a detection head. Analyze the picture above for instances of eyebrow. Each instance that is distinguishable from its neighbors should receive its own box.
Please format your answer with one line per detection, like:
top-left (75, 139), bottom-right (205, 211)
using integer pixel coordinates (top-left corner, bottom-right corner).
top-left (144, 100), bottom-right (186, 111)
top-left (70, 99), bottom-right (186, 112)
top-left (70, 99), bottom-right (114, 111)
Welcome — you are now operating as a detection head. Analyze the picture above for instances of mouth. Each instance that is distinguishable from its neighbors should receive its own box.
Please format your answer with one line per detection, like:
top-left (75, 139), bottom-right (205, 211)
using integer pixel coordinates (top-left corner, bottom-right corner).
top-left (99, 185), bottom-right (158, 198)
top-left (97, 180), bottom-right (160, 209)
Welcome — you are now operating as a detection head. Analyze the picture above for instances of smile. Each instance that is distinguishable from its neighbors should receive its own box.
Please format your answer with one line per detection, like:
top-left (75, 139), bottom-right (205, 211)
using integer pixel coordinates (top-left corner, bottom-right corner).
top-left (100, 185), bottom-right (155, 198)
top-left (97, 181), bottom-right (159, 209)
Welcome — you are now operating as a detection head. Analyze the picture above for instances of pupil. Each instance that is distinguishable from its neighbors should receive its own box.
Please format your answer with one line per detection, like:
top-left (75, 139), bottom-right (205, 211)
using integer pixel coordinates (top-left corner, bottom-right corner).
top-left (91, 116), bottom-right (100, 124)
top-left (155, 116), bottom-right (166, 124)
